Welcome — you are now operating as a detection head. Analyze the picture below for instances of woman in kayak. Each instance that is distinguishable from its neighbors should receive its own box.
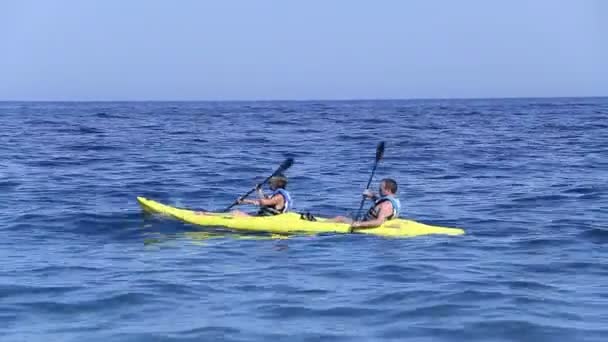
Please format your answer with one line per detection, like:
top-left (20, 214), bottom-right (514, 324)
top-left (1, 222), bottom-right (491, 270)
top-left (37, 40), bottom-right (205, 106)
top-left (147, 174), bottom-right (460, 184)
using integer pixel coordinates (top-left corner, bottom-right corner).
top-left (232, 173), bottom-right (293, 217)
top-left (332, 178), bottom-right (401, 229)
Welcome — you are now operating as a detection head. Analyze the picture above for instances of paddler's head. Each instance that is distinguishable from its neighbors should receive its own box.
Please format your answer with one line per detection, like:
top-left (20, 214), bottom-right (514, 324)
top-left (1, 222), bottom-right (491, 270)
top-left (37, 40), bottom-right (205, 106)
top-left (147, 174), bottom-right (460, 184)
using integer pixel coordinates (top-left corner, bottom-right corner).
top-left (269, 173), bottom-right (288, 190)
top-left (379, 178), bottom-right (398, 196)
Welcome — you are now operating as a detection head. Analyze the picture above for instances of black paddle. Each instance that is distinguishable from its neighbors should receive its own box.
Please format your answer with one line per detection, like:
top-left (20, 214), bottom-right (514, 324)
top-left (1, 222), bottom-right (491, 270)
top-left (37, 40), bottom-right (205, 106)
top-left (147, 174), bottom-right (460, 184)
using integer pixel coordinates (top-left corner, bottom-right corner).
top-left (223, 158), bottom-right (294, 212)
top-left (354, 141), bottom-right (385, 222)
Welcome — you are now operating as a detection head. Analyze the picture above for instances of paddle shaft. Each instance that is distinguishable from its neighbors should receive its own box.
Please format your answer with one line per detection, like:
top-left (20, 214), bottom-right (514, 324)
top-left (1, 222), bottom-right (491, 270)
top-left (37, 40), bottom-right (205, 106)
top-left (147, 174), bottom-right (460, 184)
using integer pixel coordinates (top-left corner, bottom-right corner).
top-left (354, 161), bottom-right (379, 221)
top-left (354, 142), bottom-right (385, 221)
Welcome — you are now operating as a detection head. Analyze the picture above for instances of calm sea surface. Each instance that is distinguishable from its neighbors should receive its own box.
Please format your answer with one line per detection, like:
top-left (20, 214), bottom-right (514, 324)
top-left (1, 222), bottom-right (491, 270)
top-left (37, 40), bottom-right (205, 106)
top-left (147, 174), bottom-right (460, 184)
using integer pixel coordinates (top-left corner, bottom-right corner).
top-left (1, 98), bottom-right (607, 341)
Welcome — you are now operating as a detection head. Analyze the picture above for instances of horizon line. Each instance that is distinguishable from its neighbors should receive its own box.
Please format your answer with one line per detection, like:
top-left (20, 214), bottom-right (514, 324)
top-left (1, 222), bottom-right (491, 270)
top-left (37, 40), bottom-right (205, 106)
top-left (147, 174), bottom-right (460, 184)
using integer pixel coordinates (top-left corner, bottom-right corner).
top-left (0, 94), bottom-right (606, 103)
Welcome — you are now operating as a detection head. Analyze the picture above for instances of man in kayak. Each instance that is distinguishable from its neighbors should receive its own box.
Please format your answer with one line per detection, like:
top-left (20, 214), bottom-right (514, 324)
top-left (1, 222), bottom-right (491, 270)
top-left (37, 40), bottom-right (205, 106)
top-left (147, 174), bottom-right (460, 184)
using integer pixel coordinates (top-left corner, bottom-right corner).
top-left (232, 173), bottom-right (293, 216)
top-left (331, 178), bottom-right (401, 229)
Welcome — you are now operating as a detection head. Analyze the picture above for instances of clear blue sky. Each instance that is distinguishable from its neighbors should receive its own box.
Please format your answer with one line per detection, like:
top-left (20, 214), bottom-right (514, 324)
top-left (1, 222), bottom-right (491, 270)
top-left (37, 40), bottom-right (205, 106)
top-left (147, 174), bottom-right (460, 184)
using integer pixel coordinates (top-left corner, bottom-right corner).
top-left (1, 0), bottom-right (606, 100)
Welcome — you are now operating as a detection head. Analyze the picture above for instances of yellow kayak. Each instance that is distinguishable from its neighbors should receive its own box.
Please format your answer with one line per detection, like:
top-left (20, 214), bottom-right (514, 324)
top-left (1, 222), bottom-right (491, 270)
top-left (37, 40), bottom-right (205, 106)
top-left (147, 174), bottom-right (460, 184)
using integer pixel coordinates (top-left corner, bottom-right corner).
top-left (137, 196), bottom-right (465, 238)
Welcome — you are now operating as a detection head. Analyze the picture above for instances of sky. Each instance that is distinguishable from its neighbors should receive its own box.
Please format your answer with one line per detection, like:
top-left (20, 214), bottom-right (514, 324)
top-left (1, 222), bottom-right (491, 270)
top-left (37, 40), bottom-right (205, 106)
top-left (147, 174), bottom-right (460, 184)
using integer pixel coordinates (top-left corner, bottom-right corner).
top-left (0, 0), bottom-right (606, 101)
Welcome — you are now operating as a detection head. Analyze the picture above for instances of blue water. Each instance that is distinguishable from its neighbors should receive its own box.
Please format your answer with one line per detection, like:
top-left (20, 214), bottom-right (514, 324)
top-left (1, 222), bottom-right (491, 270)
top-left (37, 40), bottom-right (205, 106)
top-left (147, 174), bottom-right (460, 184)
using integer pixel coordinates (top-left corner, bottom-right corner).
top-left (1, 98), bottom-right (607, 341)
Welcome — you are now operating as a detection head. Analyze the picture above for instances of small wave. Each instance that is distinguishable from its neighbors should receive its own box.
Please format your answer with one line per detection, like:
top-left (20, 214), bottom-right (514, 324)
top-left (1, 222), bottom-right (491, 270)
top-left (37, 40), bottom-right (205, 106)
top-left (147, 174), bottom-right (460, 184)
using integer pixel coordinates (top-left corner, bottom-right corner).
top-left (520, 236), bottom-right (576, 248)
top-left (524, 102), bottom-right (563, 109)
top-left (466, 319), bottom-right (590, 338)
top-left (579, 193), bottom-right (602, 200)
top-left (0, 284), bottom-right (82, 299)
top-left (0, 179), bottom-right (20, 189)
top-left (19, 292), bottom-right (150, 314)
top-left (135, 279), bottom-right (208, 296)
top-left (562, 186), bottom-right (599, 195)
top-left (396, 107), bottom-right (412, 113)
top-left (0, 313), bottom-right (17, 326)
top-left (292, 288), bottom-right (330, 295)
top-left (95, 112), bottom-right (127, 119)
top-left (336, 135), bottom-right (360, 142)
top-left (55, 125), bottom-right (104, 135)
top-left (499, 279), bottom-right (557, 291)
top-left (359, 118), bottom-right (392, 125)
top-left (585, 122), bottom-right (608, 129)
top-left (174, 150), bottom-right (198, 155)
top-left (552, 261), bottom-right (603, 273)
top-left (178, 326), bottom-right (241, 337)
top-left (30, 265), bottom-right (101, 274)
top-left (438, 289), bottom-right (508, 302)
top-left (389, 303), bottom-right (475, 318)
top-left (371, 264), bottom-right (428, 274)
top-left (23, 157), bottom-right (83, 167)
top-left (62, 144), bottom-right (122, 152)
top-left (460, 162), bottom-right (491, 171)
top-left (511, 194), bottom-right (569, 203)
top-left (239, 137), bottom-right (272, 144)
top-left (428, 174), bottom-right (461, 180)
top-left (24, 119), bottom-right (63, 126)
top-left (578, 227), bottom-right (608, 244)
top-left (267, 120), bottom-right (298, 126)
top-left (134, 124), bottom-right (161, 129)
top-left (295, 128), bottom-right (322, 134)
top-left (257, 304), bottom-right (382, 319)
top-left (364, 290), bottom-right (437, 305)
top-left (472, 174), bottom-right (509, 179)
top-left (396, 140), bottom-right (433, 148)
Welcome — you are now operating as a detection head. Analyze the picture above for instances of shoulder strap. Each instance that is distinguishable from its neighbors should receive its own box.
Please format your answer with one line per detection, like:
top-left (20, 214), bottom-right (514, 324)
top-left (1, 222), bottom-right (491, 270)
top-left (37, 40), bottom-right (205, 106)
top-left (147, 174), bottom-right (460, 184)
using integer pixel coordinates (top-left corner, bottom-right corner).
top-left (271, 189), bottom-right (292, 212)
top-left (376, 196), bottom-right (401, 219)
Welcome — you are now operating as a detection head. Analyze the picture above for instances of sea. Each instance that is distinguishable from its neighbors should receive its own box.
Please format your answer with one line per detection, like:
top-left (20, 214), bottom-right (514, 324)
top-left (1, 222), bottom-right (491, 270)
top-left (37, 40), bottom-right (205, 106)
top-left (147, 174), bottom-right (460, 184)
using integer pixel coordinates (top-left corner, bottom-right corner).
top-left (1, 98), bottom-right (606, 341)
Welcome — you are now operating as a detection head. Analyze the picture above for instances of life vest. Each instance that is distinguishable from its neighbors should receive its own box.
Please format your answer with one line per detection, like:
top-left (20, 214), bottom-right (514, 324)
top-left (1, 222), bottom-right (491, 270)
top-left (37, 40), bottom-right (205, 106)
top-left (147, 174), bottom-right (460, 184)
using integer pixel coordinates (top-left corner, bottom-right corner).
top-left (257, 188), bottom-right (292, 216)
top-left (364, 195), bottom-right (401, 221)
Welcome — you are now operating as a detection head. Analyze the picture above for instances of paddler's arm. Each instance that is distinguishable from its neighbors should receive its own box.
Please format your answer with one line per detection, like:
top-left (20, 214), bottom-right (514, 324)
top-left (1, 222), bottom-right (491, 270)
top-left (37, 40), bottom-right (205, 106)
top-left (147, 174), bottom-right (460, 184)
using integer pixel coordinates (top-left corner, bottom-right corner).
top-left (239, 195), bottom-right (283, 207)
top-left (350, 202), bottom-right (392, 229)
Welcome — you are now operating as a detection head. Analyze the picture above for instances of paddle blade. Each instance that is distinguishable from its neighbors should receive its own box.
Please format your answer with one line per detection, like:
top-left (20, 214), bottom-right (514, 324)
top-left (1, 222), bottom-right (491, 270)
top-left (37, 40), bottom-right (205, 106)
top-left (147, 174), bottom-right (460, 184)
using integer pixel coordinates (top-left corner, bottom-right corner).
top-left (375, 141), bottom-right (385, 162)
top-left (278, 157), bottom-right (294, 173)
